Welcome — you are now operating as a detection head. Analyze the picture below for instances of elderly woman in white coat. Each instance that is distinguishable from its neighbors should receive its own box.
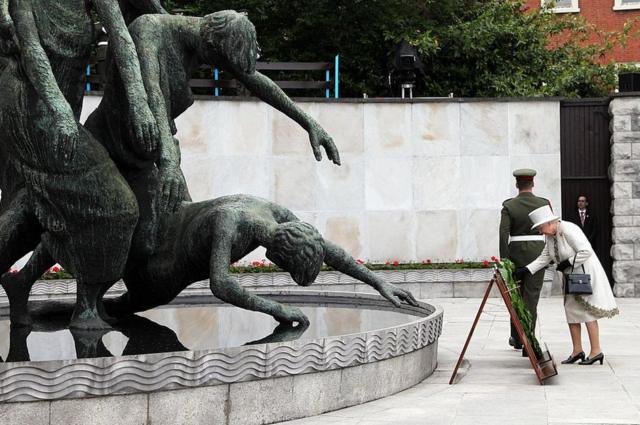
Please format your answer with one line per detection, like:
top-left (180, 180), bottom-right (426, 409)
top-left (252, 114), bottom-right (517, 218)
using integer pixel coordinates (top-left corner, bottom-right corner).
top-left (516, 205), bottom-right (618, 365)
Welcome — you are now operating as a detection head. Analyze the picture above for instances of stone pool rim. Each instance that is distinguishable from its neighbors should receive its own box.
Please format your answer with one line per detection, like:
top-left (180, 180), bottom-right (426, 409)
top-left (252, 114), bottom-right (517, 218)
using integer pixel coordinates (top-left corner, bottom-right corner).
top-left (0, 290), bottom-right (443, 403)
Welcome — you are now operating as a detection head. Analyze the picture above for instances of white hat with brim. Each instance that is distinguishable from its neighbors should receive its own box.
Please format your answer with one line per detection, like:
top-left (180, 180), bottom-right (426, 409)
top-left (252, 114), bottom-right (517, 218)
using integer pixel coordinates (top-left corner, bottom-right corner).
top-left (529, 205), bottom-right (560, 230)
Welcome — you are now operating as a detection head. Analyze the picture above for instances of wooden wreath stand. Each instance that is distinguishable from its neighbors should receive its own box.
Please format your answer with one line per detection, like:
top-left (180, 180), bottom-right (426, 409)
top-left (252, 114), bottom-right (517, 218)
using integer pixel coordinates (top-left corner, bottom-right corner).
top-left (449, 269), bottom-right (558, 385)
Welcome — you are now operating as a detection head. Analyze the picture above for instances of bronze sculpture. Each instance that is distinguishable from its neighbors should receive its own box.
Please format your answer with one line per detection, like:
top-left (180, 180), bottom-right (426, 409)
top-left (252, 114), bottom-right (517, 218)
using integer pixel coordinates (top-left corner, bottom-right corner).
top-left (0, 6), bottom-right (416, 330)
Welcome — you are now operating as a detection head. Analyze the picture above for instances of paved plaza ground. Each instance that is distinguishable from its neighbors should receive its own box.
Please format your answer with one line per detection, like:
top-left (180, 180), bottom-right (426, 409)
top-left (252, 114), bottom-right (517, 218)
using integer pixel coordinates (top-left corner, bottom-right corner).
top-left (282, 297), bottom-right (640, 425)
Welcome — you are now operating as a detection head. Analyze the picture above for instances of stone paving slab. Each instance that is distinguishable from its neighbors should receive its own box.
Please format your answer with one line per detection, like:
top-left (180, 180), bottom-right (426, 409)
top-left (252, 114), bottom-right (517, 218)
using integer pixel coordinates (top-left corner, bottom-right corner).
top-left (280, 298), bottom-right (640, 425)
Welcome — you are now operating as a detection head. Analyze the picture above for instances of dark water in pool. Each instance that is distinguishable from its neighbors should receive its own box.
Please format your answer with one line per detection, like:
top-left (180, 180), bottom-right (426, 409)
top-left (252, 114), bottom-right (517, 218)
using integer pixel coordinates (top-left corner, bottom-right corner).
top-left (0, 304), bottom-right (421, 363)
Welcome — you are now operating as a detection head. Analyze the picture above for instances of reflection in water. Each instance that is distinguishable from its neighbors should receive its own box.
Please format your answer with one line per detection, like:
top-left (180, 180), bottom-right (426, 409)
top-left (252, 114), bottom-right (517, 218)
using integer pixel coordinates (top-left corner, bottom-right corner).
top-left (0, 304), bottom-right (418, 363)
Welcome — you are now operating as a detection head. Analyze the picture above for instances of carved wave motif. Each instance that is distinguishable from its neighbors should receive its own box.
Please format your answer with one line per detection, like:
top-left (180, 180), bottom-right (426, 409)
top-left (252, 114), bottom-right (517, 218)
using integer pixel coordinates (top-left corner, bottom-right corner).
top-left (405, 270), bottom-right (436, 283)
top-left (325, 337), bottom-right (367, 369)
top-left (315, 272), bottom-right (341, 285)
top-left (270, 274), bottom-right (290, 286)
top-left (397, 326), bottom-right (420, 354)
top-left (266, 343), bottom-right (325, 376)
top-left (367, 331), bottom-right (397, 361)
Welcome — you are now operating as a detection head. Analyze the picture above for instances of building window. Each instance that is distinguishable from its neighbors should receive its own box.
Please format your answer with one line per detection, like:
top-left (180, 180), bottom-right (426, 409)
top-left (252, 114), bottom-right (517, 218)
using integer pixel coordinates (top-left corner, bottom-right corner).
top-left (541, 0), bottom-right (580, 13)
top-left (614, 0), bottom-right (640, 11)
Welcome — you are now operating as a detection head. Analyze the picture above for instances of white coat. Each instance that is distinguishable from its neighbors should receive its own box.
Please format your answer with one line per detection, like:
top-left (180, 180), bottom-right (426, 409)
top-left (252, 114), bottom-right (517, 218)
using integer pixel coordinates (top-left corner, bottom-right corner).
top-left (525, 220), bottom-right (618, 323)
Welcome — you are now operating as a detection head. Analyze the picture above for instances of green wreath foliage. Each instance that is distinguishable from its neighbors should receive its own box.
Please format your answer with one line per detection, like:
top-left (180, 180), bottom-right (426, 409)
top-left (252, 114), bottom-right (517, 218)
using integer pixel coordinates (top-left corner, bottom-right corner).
top-left (497, 259), bottom-right (543, 358)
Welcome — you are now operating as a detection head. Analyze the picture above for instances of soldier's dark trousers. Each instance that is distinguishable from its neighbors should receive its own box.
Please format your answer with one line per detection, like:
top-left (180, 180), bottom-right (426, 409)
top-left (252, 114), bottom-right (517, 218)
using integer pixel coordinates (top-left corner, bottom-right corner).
top-left (510, 268), bottom-right (546, 343)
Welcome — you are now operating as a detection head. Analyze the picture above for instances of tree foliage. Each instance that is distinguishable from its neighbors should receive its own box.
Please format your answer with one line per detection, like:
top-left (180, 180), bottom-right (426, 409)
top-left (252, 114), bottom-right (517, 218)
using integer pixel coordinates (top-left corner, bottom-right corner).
top-left (162, 0), bottom-right (635, 97)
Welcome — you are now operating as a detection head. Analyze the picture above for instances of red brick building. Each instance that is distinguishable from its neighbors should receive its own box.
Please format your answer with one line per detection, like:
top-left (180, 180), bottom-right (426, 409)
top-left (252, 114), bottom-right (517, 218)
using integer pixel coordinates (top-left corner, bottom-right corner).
top-left (524, 0), bottom-right (640, 63)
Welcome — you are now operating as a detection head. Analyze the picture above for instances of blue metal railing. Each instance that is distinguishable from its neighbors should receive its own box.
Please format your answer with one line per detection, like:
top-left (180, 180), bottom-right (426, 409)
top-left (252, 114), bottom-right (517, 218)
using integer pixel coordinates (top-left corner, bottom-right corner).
top-left (86, 55), bottom-right (341, 99)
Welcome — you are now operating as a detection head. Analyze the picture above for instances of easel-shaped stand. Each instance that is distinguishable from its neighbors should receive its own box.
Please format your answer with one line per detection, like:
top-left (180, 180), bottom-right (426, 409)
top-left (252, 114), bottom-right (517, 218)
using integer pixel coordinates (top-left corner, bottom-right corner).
top-left (449, 270), bottom-right (557, 385)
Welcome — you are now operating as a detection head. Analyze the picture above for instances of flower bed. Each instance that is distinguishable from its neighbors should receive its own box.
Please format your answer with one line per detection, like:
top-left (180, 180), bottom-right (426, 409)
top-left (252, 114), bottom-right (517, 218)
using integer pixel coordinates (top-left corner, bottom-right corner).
top-left (29, 258), bottom-right (498, 280)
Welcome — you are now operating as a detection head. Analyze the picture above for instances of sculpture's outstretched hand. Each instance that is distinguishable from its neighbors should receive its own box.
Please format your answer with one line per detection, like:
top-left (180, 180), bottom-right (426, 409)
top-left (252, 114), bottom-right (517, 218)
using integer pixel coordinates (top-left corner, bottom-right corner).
top-left (273, 305), bottom-right (310, 326)
top-left (130, 104), bottom-right (160, 154)
top-left (377, 282), bottom-right (419, 308)
top-left (309, 124), bottom-right (341, 165)
top-left (158, 165), bottom-right (186, 213)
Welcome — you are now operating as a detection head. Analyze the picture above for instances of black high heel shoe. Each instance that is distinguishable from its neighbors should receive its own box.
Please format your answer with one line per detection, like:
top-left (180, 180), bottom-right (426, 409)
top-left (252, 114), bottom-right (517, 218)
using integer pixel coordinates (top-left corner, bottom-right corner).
top-left (560, 351), bottom-right (585, 364)
top-left (579, 352), bottom-right (604, 365)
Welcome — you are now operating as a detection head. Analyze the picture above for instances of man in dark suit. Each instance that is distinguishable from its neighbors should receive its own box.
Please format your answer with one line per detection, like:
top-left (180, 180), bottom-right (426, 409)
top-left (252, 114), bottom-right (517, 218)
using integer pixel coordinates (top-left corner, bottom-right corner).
top-left (571, 194), bottom-right (597, 247)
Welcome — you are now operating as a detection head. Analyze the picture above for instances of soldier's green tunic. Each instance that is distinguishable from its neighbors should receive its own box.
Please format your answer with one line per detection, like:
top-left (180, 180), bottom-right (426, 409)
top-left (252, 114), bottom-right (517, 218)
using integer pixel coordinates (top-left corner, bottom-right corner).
top-left (499, 191), bottom-right (550, 342)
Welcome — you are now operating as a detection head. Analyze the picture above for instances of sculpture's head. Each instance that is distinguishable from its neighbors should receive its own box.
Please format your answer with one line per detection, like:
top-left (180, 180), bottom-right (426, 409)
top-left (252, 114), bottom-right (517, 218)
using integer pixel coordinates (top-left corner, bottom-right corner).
top-left (266, 222), bottom-right (325, 286)
top-left (201, 10), bottom-right (259, 74)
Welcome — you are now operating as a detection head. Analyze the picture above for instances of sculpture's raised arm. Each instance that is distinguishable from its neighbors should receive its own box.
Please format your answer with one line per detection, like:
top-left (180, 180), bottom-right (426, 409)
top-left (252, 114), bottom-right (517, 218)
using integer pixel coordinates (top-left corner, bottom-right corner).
top-left (322, 241), bottom-right (419, 308)
top-left (93, 0), bottom-right (159, 153)
top-left (196, 10), bottom-right (340, 165)
top-left (233, 71), bottom-right (341, 165)
top-left (10, 0), bottom-right (77, 161)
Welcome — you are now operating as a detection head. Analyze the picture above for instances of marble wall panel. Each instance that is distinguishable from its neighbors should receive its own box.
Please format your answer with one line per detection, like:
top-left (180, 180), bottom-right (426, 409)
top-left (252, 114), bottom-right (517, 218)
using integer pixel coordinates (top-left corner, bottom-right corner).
top-left (413, 156), bottom-right (461, 210)
top-left (241, 246), bottom-right (269, 263)
top-left (365, 157), bottom-right (413, 210)
top-left (208, 100), bottom-right (271, 156)
top-left (316, 103), bottom-right (364, 154)
top-left (209, 156), bottom-right (272, 199)
top-left (181, 157), bottom-right (216, 202)
top-left (364, 103), bottom-right (412, 156)
top-left (508, 102), bottom-right (560, 155)
top-left (79, 95), bottom-right (101, 123)
top-left (273, 157), bottom-right (318, 211)
top-left (316, 156), bottom-right (364, 211)
top-left (411, 103), bottom-right (461, 157)
top-left (322, 214), bottom-right (365, 259)
top-left (367, 211), bottom-right (415, 261)
top-left (272, 102), bottom-right (317, 157)
top-left (458, 209), bottom-right (501, 260)
top-left (460, 102), bottom-right (509, 156)
top-left (174, 99), bottom-right (221, 155)
top-left (415, 210), bottom-right (459, 260)
top-left (460, 155), bottom-right (511, 209)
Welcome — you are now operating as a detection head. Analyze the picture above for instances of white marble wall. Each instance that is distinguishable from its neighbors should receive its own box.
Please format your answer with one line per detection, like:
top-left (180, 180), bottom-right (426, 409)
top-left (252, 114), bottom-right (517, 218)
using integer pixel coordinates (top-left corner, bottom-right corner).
top-left (77, 96), bottom-right (562, 264)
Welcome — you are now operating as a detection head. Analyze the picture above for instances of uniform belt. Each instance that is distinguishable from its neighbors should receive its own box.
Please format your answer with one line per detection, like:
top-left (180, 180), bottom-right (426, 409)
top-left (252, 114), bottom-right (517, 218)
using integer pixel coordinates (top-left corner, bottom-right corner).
top-left (509, 235), bottom-right (544, 242)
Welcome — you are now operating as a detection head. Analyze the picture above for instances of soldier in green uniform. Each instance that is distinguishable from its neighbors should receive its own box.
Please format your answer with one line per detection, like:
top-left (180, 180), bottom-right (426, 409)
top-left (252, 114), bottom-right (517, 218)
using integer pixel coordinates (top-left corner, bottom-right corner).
top-left (499, 169), bottom-right (550, 350)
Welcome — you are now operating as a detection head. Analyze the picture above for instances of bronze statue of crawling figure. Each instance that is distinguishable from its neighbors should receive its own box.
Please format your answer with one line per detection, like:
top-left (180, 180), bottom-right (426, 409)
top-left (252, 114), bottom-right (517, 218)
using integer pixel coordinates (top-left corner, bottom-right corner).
top-left (9, 194), bottom-right (418, 326)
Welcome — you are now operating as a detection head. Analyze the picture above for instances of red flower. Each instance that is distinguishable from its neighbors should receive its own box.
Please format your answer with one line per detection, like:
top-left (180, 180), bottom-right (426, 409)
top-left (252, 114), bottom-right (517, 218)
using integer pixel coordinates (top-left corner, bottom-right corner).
top-left (9, 268), bottom-right (17, 274)
top-left (385, 261), bottom-right (391, 266)
top-left (482, 260), bottom-right (490, 266)
top-left (51, 266), bottom-right (61, 273)
top-left (491, 256), bottom-right (498, 262)
top-left (393, 261), bottom-right (399, 267)
top-left (422, 259), bottom-right (432, 265)
top-left (251, 261), bottom-right (261, 267)
top-left (356, 259), bottom-right (365, 264)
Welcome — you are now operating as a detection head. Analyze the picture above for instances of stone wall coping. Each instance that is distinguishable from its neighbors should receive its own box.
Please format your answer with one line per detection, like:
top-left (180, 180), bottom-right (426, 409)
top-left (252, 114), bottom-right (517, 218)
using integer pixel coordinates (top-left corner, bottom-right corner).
top-left (1, 268), bottom-right (558, 300)
top-left (85, 92), bottom-right (565, 103)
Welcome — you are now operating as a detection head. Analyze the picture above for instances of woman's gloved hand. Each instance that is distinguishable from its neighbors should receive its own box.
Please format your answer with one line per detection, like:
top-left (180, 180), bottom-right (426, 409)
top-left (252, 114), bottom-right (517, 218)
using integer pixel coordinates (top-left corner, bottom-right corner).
top-left (556, 259), bottom-right (572, 273)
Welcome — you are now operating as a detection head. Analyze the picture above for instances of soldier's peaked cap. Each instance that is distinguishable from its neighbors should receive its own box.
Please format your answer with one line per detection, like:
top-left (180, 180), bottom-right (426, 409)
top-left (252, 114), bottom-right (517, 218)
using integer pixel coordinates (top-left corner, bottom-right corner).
top-left (513, 168), bottom-right (536, 181)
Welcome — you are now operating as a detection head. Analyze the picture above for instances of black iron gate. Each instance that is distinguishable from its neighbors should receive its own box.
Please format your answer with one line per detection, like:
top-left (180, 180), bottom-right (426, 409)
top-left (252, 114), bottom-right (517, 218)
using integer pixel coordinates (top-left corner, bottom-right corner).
top-left (560, 99), bottom-right (612, 283)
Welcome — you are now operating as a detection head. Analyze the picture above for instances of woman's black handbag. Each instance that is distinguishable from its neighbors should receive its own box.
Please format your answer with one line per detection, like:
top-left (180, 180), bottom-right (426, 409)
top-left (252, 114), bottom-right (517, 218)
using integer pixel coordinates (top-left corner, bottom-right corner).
top-left (564, 255), bottom-right (593, 295)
